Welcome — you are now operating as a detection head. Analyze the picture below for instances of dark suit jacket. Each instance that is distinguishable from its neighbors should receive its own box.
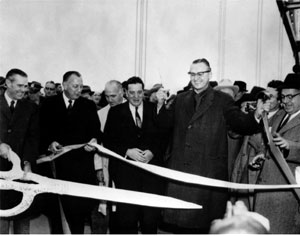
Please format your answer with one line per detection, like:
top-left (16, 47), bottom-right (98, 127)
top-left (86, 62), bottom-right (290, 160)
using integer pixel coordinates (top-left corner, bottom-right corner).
top-left (104, 101), bottom-right (164, 193)
top-left (0, 94), bottom-right (39, 210)
top-left (39, 94), bottom-right (101, 185)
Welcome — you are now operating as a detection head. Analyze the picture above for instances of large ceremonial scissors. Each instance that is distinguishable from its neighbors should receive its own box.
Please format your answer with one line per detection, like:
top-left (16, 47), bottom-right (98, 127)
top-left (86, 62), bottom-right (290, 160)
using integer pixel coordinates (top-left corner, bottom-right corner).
top-left (0, 149), bottom-right (201, 217)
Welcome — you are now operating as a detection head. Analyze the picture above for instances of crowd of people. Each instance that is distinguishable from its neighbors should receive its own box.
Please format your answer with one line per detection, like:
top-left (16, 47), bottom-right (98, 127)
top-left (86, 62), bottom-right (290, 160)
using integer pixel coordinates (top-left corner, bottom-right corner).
top-left (0, 57), bottom-right (300, 234)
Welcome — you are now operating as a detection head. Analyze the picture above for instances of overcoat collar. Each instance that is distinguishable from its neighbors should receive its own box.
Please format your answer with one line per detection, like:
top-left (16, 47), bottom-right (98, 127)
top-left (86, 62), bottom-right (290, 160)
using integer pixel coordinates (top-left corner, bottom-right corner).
top-left (188, 86), bottom-right (214, 124)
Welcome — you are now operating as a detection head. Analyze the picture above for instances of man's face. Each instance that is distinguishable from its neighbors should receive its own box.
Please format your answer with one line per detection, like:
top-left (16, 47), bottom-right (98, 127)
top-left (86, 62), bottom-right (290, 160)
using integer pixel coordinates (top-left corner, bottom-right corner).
top-left (189, 62), bottom-right (211, 93)
top-left (63, 74), bottom-right (83, 100)
top-left (105, 84), bottom-right (124, 107)
top-left (281, 88), bottom-right (300, 114)
top-left (92, 92), bottom-right (101, 104)
top-left (265, 87), bottom-right (280, 111)
top-left (44, 82), bottom-right (56, 97)
top-left (56, 84), bottom-right (63, 93)
top-left (6, 74), bottom-right (28, 100)
top-left (126, 83), bottom-right (143, 107)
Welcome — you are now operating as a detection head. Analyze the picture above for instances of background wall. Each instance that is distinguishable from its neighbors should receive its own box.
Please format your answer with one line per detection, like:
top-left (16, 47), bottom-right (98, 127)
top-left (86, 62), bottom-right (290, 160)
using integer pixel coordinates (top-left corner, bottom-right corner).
top-left (0, 0), bottom-right (295, 94)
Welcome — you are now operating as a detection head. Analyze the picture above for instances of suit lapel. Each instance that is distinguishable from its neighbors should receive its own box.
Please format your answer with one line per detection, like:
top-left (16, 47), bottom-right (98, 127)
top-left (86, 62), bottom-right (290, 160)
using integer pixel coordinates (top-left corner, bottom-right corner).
top-left (189, 87), bottom-right (214, 124)
top-left (0, 95), bottom-right (12, 120)
top-left (279, 112), bottom-right (300, 134)
top-left (124, 102), bottom-right (136, 127)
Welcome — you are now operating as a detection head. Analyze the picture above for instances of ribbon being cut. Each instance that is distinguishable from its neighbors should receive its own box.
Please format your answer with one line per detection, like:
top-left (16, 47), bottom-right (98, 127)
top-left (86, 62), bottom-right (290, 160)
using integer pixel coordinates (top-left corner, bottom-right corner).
top-left (1, 142), bottom-right (300, 217)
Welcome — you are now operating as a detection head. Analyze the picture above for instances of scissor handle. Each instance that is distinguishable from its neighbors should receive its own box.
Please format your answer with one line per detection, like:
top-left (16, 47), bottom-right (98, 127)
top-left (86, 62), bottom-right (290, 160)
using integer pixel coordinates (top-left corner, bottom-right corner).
top-left (0, 150), bottom-right (38, 217)
top-left (0, 179), bottom-right (37, 217)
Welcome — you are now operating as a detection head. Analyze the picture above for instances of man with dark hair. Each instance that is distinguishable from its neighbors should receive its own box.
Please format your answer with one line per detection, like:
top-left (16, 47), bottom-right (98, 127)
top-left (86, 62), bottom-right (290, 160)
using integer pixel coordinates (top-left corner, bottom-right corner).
top-left (104, 76), bottom-right (165, 234)
top-left (0, 68), bottom-right (39, 234)
top-left (44, 80), bottom-right (56, 97)
top-left (156, 58), bottom-right (270, 233)
top-left (55, 82), bottom-right (63, 94)
top-left (40, 71), bottom-right (101, 233)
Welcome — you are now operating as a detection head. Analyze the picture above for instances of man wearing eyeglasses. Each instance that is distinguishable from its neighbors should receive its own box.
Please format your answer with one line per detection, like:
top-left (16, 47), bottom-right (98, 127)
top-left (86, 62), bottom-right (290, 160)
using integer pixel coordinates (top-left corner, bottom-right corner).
top-left (44, 81), bottom-right (56, 97)
top-left (156, 58), bottom-right (270, 233)
top-left (253, 73), bottom-right (300, 234)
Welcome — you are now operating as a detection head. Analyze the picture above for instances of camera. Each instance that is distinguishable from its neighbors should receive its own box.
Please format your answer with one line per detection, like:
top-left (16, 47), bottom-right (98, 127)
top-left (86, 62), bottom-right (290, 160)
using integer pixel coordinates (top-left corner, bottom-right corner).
top-left (245, 101), bottom-right (257, 113)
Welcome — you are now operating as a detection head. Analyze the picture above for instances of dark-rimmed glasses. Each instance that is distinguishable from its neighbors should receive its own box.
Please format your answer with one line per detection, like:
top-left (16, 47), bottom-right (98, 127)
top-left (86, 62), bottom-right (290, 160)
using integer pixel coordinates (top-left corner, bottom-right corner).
top-left (188, 70), bottom-right (211, 78)
top-left (280, 92), bottom-right (300, 101)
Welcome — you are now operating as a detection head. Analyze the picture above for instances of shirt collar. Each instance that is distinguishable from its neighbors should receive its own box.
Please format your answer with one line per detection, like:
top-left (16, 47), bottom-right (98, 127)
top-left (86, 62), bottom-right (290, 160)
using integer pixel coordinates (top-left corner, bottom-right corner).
top-left (4, 91), bottom-right (17, 106)
top-left (129, 102), bottom-right (143, 121)
top-left (62, 92), bottom-right (74, 107)
top-left (289, 109), bottom-right (300, 121)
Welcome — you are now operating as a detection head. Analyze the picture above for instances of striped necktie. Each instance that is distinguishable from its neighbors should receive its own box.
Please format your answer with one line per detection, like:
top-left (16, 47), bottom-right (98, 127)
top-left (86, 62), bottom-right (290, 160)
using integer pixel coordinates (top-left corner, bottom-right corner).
top-left (276, 114), bottom-right (291, 132)
top-left (135, 106), bottom-right (142, 128)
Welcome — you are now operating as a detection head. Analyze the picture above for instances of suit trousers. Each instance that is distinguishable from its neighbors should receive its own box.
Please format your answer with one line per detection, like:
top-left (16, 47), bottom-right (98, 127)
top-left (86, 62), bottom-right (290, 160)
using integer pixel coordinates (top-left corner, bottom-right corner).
top-left (0, 217), bottom-right (30, 234)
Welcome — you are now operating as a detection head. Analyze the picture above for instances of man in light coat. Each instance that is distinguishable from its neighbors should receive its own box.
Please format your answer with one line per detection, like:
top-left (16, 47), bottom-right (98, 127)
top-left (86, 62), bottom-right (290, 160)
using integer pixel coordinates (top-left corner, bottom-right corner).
top-left (253, 74), bottom-right (300, 234)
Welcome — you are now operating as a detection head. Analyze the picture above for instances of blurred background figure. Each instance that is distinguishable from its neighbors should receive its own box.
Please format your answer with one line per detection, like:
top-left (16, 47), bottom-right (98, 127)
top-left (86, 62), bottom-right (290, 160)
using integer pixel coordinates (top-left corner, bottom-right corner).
top-left (44, 81), bottom-right (56, 97)
top-left (28, 81), bottom-right (44, 106)
top-left (144, 83), bottom-right (164, 103)
top-left (234, 80), bottom-right (248, 105)
top-left (55, 82), bottom-right (63, 94)
top-left (209, 80), bottom-right (218, 88)
top-left (92, 91), bottom-right (102, 110)
top-left (214, 79), bottom-right (239, 99)
top-left (81, 85), bottom-right (93, 100)
top-left (0, 76), bottom-right (6, 95)
top-left (209, 201), bottom-right (270, 234)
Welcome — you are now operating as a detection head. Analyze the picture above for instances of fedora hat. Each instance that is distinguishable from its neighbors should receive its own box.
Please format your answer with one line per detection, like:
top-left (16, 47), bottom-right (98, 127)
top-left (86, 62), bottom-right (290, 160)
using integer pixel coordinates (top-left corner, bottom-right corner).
top-left (279, 73), bottom-right (300, 90)
top-left (234, 80), bottom-right (248, 92)
top-left (214, 79), bottom-right (239, 96)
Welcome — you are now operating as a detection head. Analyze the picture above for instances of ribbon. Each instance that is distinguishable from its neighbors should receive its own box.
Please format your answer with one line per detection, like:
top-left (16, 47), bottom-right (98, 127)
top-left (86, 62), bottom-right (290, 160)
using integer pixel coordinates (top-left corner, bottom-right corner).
top-left (37, 142), bottom-right (300, 189)
top-left (36, 144), bottom-right (86, 164)
top-left (90, 143), bottom-right (300, 190)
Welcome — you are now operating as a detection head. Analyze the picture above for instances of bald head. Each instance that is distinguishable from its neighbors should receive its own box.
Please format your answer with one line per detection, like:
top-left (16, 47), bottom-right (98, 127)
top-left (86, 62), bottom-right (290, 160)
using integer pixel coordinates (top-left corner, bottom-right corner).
top-left (105, 80), bottom-right (124, 107)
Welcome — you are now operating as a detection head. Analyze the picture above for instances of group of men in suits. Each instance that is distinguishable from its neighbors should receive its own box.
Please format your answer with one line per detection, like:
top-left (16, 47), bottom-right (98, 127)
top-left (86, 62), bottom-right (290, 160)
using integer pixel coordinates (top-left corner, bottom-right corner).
top-left (1, 60), bottom-right (300, 234)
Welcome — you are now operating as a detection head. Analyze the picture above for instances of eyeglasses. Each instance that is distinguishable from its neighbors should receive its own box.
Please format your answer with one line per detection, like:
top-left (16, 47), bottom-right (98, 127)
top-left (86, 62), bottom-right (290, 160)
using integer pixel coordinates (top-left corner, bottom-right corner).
top-left (188, 70), bottom-right (211, 78)
top-left (280, 92), bottom-right (300, 101)
top-left (45, 87), bottom-right (55, 91)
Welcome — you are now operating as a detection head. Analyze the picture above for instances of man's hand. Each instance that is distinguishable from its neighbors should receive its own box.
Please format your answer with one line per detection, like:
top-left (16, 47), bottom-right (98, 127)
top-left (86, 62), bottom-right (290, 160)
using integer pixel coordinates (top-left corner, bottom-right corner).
top-left (23, 161), bottom-right (32, 173)
top-left (156, 88), bottom-right (168, 111)
top-left (84, 138), bottom-right (97, 152)
top-left (96, 169), bottom-right (105, 184)
top-left (0, 143), bottom-right (11, 160)
top-left (142, 150), bottom-right (154, 163)
top-left (126, 148), bottom-right (146, 162)
top-left (48, 141), bottom-right (63, 154)
top-left (254, 98), bottom-right (271, 120)
top-left (272, 132), bottom-right (290, 149)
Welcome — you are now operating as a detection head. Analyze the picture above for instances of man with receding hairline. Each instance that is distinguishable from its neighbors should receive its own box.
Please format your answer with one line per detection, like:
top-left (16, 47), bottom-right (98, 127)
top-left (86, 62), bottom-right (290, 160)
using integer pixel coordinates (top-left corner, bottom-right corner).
top-left (40, 71), bottom-right (101, 234)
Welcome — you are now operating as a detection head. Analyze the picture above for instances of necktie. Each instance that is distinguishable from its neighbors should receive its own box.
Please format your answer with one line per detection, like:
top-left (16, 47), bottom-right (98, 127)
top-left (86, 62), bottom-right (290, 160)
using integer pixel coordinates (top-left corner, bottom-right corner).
top-left (277, 114), bottom-right (291, 132)
top-left (67, 100), bottom-right (73, 111)
top-left (10, 100), bottom-right (15, 114)
top-left (135, 107), bottom-right (142, 128)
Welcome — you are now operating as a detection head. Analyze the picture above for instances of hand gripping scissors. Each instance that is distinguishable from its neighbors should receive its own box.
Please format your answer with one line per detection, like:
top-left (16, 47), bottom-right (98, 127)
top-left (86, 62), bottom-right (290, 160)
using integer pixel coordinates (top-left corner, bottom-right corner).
top-left (0, 149), bottom-right (201, 217)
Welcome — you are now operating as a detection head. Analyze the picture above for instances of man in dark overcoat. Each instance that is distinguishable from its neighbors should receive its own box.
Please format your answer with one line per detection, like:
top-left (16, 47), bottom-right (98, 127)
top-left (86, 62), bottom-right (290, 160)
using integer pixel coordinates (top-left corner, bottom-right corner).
top-left (0, 68), bottom-right (39, 234)
top-left (156, 58), bottom-right (270, 233)
top-left (39, 71), bottom-right (101, 234)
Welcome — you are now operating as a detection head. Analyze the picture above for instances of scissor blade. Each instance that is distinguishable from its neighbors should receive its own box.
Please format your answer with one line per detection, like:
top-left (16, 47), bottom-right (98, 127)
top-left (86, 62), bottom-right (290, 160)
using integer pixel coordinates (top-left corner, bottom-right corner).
top-left (46, 178), bottom-right (202, 209)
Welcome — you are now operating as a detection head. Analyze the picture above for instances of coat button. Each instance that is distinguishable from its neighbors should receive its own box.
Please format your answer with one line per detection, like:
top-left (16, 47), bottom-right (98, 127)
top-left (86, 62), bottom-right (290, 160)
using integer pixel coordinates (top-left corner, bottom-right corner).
top-left (7, 129), bottom-right (12, 133)
top-left (187, 125), bottom-right (192, 129)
